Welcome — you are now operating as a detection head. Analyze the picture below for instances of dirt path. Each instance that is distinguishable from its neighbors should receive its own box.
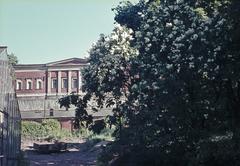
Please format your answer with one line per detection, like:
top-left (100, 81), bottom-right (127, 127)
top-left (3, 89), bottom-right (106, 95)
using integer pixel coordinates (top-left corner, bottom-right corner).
top-left (25, 150), bottom-right (97, 166)
top-left (22, 140), bottom-right (107, 166)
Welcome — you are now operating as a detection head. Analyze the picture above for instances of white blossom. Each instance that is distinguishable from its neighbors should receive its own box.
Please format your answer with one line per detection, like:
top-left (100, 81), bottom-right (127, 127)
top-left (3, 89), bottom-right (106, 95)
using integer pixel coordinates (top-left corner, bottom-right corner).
top-left (154, 28), bottom-right (161, 34)
top-left (214, 65), bottom-right (219, 71)
top-left (144, 24), bottom-right (150, 29)
top-left (135, 31), bottom-right (142, 38)
top-left (166, 22), bottom-right (173, 28)
top-left (111, 34), bottom-right (118, 40)
top-left (189, 62), bottom-right (194, 68)
top-left (146, 32), bottom-right (152, 37)
top-left (166, 64), bottom-right (173, 69)
top-left (168, 34), bottom-right (174, 38)
top-left (214, 46), bottom-right (221, 51)
top-left (192, 34), bottom-right (198, 40)
top-left (144, 37), bottom-right (150, 43)
top-left (207, 58), bottom-right (214, 62)
top-left (173, 19), bottom-right (179, 25)
top-left (203, 72), bottom-right (208, 78)
top-left (186, 28), bottom-right (194, 35)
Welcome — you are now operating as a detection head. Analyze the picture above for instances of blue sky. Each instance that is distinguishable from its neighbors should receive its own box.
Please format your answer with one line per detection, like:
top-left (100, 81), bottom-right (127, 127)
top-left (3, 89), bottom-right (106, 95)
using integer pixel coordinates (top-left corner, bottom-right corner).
top-left (0, 0), bottom-right (137, 64)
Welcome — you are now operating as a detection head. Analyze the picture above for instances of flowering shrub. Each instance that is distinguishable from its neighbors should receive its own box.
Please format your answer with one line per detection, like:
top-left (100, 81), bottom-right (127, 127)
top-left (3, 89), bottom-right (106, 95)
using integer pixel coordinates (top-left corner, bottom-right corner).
top-left (60, 0), bottom-right (240, 165)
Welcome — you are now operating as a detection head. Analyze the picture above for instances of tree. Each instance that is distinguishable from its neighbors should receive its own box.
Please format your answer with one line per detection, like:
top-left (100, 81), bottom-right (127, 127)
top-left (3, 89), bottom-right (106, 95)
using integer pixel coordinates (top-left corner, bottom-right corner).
top-left (102, 0), bottom-right (240, 165)
top-left (59, 25), bottom-right (138, 135)
top-left (7, 53), bottom-right (18, 66)
top-left (61, 0), bottom-right (240, 165)
top-left (114, 1), bottom-right (230, 164)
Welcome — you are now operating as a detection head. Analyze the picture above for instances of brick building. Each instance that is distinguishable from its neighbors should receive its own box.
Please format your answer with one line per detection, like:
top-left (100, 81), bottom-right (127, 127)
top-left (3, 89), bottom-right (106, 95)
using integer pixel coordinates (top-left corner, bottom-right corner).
top-left (14, 58), bottom-right (89, 130)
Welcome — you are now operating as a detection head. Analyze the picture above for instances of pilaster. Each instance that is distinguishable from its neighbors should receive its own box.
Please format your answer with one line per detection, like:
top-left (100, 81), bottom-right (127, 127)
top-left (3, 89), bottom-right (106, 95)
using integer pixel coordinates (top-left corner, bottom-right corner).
top-left (78, 70), bottom-right (82, 92)
top-left (57, 71), bottom-right (61, 94)
top-left (47, 71), bottom-right (51, 94)
top-left (68, 70), bottom-right (72, 94)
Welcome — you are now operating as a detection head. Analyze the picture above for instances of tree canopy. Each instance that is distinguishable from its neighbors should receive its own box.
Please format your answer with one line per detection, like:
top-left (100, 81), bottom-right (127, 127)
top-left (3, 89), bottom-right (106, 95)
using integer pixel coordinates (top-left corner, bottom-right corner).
top-left (7, 53), bottom-right (18, 66)
top-left (60, 0), bottom-right (240, 165)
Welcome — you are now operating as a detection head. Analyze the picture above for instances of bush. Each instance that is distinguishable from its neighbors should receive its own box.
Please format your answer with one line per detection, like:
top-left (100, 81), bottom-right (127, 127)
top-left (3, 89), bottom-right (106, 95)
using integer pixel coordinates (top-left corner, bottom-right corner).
top-left (22, 119), bottom-right (114, 142)
top-left (42, 119), bottom-right (61, 133)
top-left (189, 139), bottom-right (240, 166)
top-left (21, 119), bottom-right (70, 141)
top-left (88, 127), bottom-right (114, 141)
top-left (21, 121), bottom-right (46, 138)
top-left (98, 136), bottom-right (240, 166)
top-left (72, 127), bottom-right (93, 139)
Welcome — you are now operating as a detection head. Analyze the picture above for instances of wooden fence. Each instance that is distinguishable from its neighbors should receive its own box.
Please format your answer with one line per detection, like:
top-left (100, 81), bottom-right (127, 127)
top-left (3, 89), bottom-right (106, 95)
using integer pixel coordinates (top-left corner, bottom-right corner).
top-left (0, 47), bottom-right (21, 166)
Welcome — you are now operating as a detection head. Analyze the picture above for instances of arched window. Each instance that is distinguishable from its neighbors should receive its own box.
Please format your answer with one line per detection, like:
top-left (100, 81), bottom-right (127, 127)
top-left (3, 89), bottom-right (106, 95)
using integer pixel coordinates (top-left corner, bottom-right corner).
top-left (18, 82), bottom-right (22, 90)
top-left (16, 80), bottom-right (22, 90)
top-left (26, 79), bottom-right (32, 90)
top-left (36, 79), bottom-right (43, 89)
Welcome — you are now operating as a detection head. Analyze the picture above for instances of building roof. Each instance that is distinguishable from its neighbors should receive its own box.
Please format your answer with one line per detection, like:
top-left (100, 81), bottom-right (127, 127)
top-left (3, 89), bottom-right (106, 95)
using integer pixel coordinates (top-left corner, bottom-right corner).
top-left (14, 57), bottom-right (88, 70)
top-left (46, 57), bottom-right (88, 66)
top-left (14, 64), bottom-right (46, 70)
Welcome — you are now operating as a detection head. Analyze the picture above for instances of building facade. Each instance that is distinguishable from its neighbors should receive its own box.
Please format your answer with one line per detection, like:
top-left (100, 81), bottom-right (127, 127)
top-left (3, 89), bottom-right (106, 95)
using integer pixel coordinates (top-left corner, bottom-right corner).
top-left (15, 58), bottom-right (87, 96)
top-left (14, 58), bottom-right (88, 130)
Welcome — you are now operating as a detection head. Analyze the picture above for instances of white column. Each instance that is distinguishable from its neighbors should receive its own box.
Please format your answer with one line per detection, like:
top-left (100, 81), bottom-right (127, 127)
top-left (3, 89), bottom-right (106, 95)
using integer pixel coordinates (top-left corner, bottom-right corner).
top-left (68, 70), bottom-right (72, 94)
top-left (57, 71), bottom-right (61, 94)
top-left (47, 71), bottom-right (51, 95)
top-left (78, 70), bottom-right (82, 92)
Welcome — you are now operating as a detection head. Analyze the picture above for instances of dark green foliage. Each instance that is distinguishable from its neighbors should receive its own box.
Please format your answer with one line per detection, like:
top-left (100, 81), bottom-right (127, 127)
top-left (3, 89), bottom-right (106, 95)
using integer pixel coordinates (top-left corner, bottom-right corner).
top-left (89, 119), bottom-right (106, 134)
top-left (59, 93), bottom-right (108, 134)
top-left (99, 138), bottom-right (240, 166)
top-left (7, 53), bottom-right (18, 66)
top-left (186, 136), bottom-right (240, 166)
top-left (60, 0), bottom-right (240, 165)
top-left (59, 93), bottom-right (93, 129)
top-left (113, 1), bottom-right (144, 31)
top-left (99, 0), bottom-right (239, 165)
top-left (59, 26), bottom-right (137, 135)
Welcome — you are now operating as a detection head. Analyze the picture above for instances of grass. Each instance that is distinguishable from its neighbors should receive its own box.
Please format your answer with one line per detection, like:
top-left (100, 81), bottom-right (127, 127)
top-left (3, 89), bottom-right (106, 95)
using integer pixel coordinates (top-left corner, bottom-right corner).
top-left (21, 120), bottom-right (115, 142)
top-left (87, 128), bottom-right (115, 141)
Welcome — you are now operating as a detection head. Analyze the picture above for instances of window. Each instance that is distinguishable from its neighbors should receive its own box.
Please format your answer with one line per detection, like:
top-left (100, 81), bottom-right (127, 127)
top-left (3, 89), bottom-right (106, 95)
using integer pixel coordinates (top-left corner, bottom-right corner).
top-left (0, 112), bottom-right (3, 124)
top-left (16, 80), bottom-right (22, 90)
top-left (72, 78), bottom-right (78, 88)
top-left (52, 78), bottom-right (57, 89)
top-left (26, 79), bottom-right (32, 90)
top-left (36, 79), bottom-right (43, 89)
top-left (62, 78), bottom-right (68, 89)
top-left (27, 82), bottom-right (32, 89)
top-left (18, 82), bottom-right (22, 90)
top-left (49, 109), bottom-right (54, 116)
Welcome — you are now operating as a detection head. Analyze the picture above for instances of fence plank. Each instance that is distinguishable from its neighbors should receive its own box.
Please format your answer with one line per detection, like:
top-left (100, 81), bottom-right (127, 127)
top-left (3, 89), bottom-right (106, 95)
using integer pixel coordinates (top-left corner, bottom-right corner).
top-left (0, 47), bottom-right (21, 166)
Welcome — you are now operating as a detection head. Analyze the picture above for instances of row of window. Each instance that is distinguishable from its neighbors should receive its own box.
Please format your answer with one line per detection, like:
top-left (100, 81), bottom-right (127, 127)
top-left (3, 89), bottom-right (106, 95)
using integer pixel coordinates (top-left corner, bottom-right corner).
top-left (51, 78), bottom-right (78, 89)
top-left (16, 79), bottom-right (42, 90)
top-left (16, 78), bottom-right (79, 90)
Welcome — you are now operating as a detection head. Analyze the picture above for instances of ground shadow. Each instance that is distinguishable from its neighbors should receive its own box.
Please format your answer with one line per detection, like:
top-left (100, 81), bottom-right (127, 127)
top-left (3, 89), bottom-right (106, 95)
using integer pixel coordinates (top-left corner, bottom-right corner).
top-left (23, 141), bottom-right (108, 166)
